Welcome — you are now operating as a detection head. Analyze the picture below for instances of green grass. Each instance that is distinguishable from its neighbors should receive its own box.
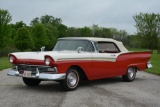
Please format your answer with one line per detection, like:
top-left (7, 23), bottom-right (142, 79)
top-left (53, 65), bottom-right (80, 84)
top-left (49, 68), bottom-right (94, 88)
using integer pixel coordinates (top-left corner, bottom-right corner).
top-left (145, 51), bottom-right (160, 75)
top-left (128, 48), bottom-right (160, 75)
top-left (0, 57), bottom-right (12, 70)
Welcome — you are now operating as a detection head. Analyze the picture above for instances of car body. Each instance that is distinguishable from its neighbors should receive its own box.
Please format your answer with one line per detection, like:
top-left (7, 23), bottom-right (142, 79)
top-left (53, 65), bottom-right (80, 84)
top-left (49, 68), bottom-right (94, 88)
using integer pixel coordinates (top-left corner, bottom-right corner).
top-left (8, 37), bottom-right (152, 91)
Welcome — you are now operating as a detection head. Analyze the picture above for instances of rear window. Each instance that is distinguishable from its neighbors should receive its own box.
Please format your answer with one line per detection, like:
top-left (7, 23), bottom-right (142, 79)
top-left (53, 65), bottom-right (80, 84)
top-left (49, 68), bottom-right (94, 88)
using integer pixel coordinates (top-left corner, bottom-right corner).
top-left (96, 42), bottom-right (120, 53)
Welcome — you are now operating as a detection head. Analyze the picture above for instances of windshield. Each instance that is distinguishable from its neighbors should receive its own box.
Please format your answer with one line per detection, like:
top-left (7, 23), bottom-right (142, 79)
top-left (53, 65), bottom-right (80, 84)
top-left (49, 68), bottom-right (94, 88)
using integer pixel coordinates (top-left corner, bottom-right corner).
top-left (53, 39), bottom-right (94, 52)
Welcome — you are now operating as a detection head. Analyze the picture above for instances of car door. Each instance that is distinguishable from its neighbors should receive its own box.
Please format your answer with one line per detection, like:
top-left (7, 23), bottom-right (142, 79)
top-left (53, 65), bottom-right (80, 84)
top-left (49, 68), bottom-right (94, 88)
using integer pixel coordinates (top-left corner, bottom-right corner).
top-left (92, 42), bottom-right (121, 79)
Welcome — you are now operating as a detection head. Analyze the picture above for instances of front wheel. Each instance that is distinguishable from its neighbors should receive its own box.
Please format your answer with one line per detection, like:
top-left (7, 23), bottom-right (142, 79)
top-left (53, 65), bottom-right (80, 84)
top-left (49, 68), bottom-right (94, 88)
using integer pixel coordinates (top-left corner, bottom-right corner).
top-left (60, 67), bottom-right (80, 91)
top-left (122, 67), bottom-right (137, 82)
top-left (23, 78), bottom-right (41, 86)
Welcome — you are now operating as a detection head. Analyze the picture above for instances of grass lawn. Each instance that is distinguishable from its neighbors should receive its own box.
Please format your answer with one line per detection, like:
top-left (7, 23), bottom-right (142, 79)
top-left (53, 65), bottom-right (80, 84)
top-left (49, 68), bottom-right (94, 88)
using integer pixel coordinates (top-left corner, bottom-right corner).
top-left (129, 48), bottom-right (160, 75)
top-left (0, 57), bottom-right (11, 71)
top-left (145, 51), bottom-right (160, 75)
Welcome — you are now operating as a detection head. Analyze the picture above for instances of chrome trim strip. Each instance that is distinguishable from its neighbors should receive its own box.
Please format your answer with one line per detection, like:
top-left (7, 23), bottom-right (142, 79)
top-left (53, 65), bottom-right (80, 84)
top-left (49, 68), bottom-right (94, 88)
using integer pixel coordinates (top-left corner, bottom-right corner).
top-left (7, 69), bottom-right (66, 80)
top-left (13, 64), bottom-right (51, 67)
top-left (91, 41), bottom-right (98, 53)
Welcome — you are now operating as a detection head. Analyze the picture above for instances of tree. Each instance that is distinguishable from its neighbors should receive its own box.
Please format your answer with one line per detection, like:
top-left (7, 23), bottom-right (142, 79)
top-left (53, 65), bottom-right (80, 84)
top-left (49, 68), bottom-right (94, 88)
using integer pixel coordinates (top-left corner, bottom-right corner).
top-left (32, 23), bottom-right (48, 51)
top-left (30, 15), bottom-right (62, 27)
top-left (30, 15), bottom-right (62, 38)
top-left (101, 28), bottom-right (112, 38)
top-left (57, 24), bottom-right (68, 38)
top-left (66, 27), bottom-right (81, 37)
top-left (14, 27), bottom-right (33, 51)
top-left (15, 21), bottom-right (26, 29)
top-left (0, 9), bottom-right (12, 48)
top-left (133, 13), bottom-right (160, 53)
top-left (80, 26), bottom-right (92, 37)
top-left (91, 24), bottom-right (101, 37)
top-left (129, 34), bottom-right (142, 48)
top-left (45, 29), bottom-right (57, 50)
top-left (30, 17), bottom-right (40, 27)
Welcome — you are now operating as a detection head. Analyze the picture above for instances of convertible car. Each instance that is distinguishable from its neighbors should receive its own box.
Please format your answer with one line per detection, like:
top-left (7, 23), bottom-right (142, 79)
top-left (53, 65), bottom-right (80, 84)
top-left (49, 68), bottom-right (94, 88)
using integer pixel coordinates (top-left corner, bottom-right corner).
top-left (8, 37), bottom-right (152, 91)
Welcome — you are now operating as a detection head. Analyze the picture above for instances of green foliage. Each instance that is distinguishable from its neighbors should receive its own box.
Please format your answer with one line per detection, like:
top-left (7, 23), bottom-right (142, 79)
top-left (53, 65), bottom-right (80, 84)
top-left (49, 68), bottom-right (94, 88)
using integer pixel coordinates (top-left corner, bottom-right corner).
top-left (45, 29), bottom-right (57, 50)
top-left (44, 23), bottom-right (58, 37)
top-left (133, 13), bottom-right (160, 51)
top-left (80, 26), bottom-right (92, 37)
top-left (57, 24), bottom-right (68, 38)
top-left (30, 17), bottom-right (40, 26)
top-left (66, 27), bottom-right (81, 37)
top-left (0, 47), bottom-right (18, 57)
top-left (30, 15), bottom-right (62, 27)
top-left (2, 9), bottom-right (160, 54)
top-left (91, 25), bottom-right (112, 38)
top-left (129, 34), bottom-right (142, 48)
top-left (145, 50), bottom-right (160, 75)
top-left (14, 27), bottom-right (33, 51)
top-left (32, 23), bottom-right (48, 51)
top-left (15, 21), bottom-right (26, 29)
top-left (0, 9), bottom-right (12, 48)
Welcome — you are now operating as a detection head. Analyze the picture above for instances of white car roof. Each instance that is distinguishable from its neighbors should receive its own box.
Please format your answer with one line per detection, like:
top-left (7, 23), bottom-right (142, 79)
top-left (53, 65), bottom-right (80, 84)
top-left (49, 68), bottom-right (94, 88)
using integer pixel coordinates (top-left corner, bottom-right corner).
top-left (59, 37), bottom-right (128, 52)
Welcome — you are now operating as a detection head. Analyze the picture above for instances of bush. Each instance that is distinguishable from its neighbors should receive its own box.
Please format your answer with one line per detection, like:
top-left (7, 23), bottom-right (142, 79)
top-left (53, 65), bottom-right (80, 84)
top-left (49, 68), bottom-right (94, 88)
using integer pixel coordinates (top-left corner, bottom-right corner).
top-left (0, 47), bottom-right (18, 57)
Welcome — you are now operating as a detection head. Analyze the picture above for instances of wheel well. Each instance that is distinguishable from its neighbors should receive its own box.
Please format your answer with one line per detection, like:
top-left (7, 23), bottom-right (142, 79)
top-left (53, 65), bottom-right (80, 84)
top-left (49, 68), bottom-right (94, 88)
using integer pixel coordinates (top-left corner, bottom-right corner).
top-left (128, 66), bottom-right (138, 72)
top-left (69, 65), bottom-right (88, 80)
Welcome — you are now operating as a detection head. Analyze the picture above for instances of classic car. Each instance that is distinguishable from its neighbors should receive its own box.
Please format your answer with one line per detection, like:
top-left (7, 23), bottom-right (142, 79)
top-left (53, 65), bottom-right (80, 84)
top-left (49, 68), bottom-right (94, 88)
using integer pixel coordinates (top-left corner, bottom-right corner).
top-left (7, 37), bottom-right (152, 91)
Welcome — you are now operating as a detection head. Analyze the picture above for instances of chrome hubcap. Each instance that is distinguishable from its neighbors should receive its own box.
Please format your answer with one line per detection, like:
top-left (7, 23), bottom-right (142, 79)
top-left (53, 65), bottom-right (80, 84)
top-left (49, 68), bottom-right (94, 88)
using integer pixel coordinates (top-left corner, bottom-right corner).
top-left (128, 67), bottom-right (135, 79)
top-left (67, 71), bottom-right (78, 87)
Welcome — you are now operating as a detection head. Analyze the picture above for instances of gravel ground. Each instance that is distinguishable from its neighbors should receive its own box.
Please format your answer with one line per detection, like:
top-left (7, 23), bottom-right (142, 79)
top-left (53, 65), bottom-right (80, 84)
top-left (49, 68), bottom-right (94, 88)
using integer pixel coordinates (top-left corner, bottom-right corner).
top-left (0, 69), bottom-right (160, 107)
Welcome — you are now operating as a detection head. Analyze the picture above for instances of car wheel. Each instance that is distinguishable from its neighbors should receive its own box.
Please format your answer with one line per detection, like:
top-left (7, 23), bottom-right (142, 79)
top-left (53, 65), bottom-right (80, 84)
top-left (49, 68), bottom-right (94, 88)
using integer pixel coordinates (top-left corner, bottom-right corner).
top-left (122, 67), bottom-right (136, 82)
top-left (60, 67), bottom-right (80, 91)
top-left (23, 78), bottom-right (41, 86)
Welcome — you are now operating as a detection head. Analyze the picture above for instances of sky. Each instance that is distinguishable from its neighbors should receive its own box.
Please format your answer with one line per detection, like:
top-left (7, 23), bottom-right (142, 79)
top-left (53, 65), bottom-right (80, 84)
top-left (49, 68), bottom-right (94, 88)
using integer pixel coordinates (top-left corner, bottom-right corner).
top-left (0, 0), bottom-right (160, 34)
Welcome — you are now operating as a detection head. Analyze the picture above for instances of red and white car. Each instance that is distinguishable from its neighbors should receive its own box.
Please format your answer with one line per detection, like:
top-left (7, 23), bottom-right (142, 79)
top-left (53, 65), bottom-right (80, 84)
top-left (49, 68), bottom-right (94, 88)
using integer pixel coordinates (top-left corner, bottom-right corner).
top-left (8, 37), bottom-right (152, 91)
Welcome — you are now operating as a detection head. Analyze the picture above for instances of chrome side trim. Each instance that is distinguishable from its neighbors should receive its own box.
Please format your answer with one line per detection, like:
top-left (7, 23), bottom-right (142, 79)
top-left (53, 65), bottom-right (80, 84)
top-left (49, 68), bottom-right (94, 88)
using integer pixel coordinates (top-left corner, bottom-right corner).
top-left (7, 69), bottom-right (66, 80)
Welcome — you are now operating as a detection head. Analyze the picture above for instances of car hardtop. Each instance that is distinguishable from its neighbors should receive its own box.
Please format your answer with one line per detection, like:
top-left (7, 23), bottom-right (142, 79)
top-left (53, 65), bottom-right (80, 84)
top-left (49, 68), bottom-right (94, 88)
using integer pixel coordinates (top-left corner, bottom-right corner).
top-left (58, 37), bottom-right (128, 52)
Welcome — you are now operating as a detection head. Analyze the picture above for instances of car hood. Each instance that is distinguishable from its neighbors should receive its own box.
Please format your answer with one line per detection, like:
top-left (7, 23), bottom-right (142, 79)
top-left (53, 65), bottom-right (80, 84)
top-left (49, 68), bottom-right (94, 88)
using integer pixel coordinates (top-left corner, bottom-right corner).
top-left (10, 51), bottom-right (51, 60)
top-left (10, 51), bottom-right (92, 62)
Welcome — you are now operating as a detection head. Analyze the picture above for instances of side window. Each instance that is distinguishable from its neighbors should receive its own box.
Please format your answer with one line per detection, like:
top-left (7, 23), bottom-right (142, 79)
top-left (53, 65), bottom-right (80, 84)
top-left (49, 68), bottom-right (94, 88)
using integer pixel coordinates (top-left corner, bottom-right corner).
top-left (98, 42), bottom-right (120, 53)
top-left (85, 42), bottom-right (94, 52)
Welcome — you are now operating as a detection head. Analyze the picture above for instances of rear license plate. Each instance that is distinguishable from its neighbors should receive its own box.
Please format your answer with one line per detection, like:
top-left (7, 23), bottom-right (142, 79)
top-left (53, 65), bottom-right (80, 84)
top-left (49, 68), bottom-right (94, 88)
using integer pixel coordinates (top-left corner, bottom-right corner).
top-left (23, 71), bottom-right (31, 77)
top-left (147, 63), bottom-right (152, 68)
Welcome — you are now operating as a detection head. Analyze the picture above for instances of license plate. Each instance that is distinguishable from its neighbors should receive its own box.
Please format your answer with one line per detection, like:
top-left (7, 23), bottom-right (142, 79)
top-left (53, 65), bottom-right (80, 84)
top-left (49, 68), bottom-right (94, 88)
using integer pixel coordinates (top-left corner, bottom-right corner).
top-left (23, 71), bottom-right (32, 77)
top-left (147, 63), bottom-right (152, 68)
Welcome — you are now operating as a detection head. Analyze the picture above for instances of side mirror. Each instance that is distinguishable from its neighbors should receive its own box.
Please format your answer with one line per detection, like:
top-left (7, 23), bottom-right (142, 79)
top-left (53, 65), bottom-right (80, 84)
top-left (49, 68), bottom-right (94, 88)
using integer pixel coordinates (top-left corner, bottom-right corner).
top-left (41, 46), bottom-right (45, 52)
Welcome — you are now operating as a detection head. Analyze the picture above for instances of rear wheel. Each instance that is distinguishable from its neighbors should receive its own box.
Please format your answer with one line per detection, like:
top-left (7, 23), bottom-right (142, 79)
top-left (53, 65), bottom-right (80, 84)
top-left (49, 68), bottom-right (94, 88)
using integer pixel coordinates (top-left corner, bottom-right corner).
top-left (60, 67), bottom-right (80, 91)
top-left (122, 67), bottom-right (136, 82)
top-left (23, 78), bottom-right (41, 86)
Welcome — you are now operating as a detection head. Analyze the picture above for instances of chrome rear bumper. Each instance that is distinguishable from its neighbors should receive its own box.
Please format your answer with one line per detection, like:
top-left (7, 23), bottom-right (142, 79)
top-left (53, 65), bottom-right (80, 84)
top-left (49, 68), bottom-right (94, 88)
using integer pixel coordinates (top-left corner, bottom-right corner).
top-left (7, 69), bottom-right (66, 80)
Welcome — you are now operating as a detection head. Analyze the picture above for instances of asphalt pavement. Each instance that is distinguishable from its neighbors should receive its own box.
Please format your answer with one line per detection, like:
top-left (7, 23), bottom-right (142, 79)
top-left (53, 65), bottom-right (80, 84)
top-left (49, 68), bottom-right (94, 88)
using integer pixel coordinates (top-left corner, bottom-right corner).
top-left (0, 69), bottom-right (160, 107)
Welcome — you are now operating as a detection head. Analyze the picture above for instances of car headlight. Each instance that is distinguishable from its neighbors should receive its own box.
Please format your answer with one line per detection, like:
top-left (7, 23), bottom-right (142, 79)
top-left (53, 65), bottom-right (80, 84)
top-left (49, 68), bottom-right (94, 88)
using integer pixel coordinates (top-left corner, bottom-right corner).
top-left (9, 56), bottom-right (14, 63)
top-left (45, 58), bottom-right (50, 65)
